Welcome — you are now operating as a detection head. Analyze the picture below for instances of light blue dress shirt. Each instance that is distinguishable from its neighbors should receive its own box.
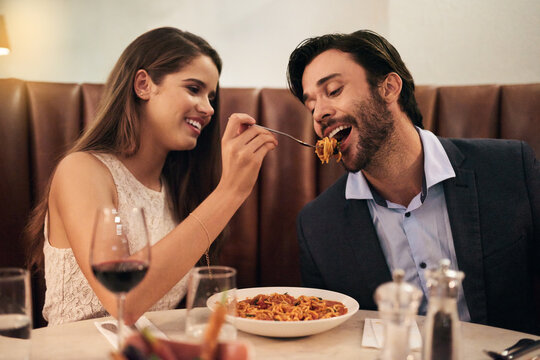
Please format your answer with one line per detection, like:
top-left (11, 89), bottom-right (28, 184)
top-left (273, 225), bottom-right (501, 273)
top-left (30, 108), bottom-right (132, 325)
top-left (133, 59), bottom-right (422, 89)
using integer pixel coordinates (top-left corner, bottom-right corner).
top-left (345, 128), bottom-right (471, 321)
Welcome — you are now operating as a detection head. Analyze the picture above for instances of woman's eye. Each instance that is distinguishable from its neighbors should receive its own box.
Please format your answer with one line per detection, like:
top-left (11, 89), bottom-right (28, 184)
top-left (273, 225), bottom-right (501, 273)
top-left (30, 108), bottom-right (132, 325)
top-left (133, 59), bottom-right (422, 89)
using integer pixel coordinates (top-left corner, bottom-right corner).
top-left (187, 86), bottom-right (200, 94)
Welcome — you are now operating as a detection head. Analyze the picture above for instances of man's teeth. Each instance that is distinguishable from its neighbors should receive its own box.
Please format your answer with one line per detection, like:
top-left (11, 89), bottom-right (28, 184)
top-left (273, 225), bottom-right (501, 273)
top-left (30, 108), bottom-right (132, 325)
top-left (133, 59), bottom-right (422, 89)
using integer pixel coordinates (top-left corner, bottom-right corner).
top-left (328, 125), bottom-right (350, 139)
top-left (186, 119), bottom-right (202, 130)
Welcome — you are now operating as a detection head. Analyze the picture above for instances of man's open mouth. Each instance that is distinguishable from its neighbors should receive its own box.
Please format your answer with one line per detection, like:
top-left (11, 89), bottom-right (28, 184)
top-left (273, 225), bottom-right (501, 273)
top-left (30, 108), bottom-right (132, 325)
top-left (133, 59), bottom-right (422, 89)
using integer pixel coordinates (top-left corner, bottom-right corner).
top-left (329, 125), bottom-right (352, 143)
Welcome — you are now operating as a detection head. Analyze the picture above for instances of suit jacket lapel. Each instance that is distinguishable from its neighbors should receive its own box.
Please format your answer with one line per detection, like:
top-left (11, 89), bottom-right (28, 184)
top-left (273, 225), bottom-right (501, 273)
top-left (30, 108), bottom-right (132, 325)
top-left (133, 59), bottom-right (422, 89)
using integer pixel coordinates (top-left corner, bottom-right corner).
top-left (343, 198), bottom-right (392, 309)
top-left (439, 138), bottom-right (487, 324)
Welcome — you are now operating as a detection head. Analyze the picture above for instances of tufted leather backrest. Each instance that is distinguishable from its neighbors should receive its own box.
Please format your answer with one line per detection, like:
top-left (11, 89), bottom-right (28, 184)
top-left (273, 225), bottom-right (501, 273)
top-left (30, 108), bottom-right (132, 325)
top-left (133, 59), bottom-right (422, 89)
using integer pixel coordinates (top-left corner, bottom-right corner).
top-left (500, 83), bottom-right (540, 153)
top-left (218, 88), bottom-right (261, 288)
top-left (26, 82), bottom-right (83, 200)
top-left (0, 79), bottom-right (31, 269)
top-left (0, 79), bottom-right (538, 328)
top-left (437, 85), bottom-right (501, 139)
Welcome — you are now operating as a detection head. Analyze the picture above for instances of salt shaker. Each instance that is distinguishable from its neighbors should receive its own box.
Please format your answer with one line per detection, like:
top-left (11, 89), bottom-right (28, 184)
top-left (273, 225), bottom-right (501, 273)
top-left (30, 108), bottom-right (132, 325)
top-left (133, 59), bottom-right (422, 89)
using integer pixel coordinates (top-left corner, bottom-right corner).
top-left (374, 269), bottom-right (422, 360)
top-left (422, 259), bottom-right (464, 360)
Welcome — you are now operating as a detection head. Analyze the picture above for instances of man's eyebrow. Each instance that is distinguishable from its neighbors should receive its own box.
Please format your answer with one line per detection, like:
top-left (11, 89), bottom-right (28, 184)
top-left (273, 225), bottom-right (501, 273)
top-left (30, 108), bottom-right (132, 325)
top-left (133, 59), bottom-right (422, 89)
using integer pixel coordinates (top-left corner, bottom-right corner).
top-left (302, 73), bottom-right (341, 102)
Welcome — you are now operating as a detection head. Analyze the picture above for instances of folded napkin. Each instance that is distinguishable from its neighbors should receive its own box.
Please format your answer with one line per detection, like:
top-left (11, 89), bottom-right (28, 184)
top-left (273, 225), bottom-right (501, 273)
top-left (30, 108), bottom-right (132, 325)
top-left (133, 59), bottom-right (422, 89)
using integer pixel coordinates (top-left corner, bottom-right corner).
top-left (95, 316), bottom-right (168, 350)
top-left (361, 318), bottom-right (422, 350)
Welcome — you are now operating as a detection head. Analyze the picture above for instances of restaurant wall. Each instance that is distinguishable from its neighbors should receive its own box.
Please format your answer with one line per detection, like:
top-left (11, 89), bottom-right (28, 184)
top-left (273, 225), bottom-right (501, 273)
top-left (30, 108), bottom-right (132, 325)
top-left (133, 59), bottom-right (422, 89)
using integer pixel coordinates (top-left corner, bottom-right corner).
top-left (388, 0), bottom-right (540, 85)
top-left (0, 0), bottom-right (387, 87)
top-left (0, 0), bottom-right (539, 87)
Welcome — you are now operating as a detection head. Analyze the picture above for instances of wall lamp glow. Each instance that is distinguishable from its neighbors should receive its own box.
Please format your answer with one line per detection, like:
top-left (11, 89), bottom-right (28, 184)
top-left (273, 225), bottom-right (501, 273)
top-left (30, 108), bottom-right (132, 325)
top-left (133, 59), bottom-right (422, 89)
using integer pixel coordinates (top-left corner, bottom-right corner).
top-left (0, 15), bottom-right (10, 56)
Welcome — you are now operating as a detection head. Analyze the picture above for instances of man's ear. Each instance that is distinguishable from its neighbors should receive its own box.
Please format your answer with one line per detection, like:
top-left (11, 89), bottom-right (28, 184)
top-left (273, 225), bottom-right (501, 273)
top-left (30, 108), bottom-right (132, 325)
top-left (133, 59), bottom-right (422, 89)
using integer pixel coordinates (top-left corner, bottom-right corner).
top-left (379, 72), bottom-right (402, 104)
top-left (134, 69), bottom-right (152, 100)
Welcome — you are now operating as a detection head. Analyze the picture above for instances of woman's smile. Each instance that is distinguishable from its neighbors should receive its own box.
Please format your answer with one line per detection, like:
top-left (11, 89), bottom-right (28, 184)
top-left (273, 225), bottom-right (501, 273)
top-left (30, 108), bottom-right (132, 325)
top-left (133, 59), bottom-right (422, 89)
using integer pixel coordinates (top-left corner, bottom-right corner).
top-left (185, 117), bottom-right (204, 135)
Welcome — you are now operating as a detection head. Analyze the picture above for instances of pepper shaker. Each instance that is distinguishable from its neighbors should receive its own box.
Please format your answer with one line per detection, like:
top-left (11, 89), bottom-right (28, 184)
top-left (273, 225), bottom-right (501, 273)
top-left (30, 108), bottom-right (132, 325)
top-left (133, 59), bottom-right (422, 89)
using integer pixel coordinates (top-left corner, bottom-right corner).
top-left (422, 259), bottom-right (464, 360)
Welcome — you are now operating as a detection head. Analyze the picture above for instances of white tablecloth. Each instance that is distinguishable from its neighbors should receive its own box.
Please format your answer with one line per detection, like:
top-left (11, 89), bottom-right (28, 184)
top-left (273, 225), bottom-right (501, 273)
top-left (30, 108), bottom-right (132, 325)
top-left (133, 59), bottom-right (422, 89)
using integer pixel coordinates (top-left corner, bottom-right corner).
top-left (26, 309), bottom-right (539, 359)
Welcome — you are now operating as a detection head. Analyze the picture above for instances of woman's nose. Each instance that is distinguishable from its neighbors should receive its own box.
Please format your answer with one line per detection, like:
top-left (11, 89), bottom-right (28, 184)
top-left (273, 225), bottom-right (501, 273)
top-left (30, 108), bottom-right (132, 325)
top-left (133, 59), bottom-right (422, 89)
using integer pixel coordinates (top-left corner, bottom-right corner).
top-left (196, 97), bottom-right (214, 117)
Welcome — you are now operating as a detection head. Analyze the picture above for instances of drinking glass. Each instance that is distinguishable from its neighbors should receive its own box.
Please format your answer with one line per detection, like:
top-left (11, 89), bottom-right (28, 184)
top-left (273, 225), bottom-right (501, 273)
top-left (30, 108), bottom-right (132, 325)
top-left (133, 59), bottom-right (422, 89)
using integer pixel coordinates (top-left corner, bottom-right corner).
top-left (185, 266), bottom-right (237, 342)
top-left (90, 207), bottom-right (150, 350)
top-left (0, 268), bottom-right (32, 360)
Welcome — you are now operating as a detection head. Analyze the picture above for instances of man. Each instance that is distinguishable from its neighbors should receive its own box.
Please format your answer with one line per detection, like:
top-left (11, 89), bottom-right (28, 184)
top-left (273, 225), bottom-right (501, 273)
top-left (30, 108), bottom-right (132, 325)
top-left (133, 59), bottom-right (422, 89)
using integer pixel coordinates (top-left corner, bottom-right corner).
top-left (287, 30), bottom-right (539, 334)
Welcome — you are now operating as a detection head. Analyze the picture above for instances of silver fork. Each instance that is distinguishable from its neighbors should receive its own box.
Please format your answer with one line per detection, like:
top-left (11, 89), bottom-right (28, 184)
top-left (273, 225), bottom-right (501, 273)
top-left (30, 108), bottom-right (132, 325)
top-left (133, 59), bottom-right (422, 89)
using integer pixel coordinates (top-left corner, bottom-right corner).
top-left (254, 124), bottom-right (315, 148)
top-left (484, 338), bottom-right (540, 360)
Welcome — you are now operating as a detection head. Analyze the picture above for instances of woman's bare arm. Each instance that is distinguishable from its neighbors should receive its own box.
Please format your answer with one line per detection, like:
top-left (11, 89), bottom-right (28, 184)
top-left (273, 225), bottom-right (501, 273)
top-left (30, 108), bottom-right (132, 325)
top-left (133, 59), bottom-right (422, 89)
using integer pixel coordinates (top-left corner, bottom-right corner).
top-left (48, 114), bottom-right (277, 324)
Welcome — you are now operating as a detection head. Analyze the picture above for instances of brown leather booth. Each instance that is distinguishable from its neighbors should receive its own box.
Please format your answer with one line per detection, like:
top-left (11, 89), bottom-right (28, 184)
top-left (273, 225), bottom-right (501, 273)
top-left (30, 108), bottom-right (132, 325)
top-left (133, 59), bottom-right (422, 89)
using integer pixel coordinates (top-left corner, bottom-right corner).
top-left (1, 78), bottom-right (539, 328)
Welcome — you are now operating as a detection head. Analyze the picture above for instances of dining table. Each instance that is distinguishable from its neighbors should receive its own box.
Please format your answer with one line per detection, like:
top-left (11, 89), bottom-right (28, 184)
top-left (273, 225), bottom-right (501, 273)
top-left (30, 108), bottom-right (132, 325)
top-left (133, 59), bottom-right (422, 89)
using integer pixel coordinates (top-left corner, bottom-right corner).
top-left (24, 309), bottom-right (540, 359)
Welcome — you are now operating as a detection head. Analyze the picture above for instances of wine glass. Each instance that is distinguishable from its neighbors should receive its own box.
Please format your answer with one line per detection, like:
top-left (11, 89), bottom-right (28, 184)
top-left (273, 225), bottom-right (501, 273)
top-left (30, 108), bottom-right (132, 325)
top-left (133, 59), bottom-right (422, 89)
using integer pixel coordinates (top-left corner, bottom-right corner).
top-left (90, 207), bottom-right (150, 350)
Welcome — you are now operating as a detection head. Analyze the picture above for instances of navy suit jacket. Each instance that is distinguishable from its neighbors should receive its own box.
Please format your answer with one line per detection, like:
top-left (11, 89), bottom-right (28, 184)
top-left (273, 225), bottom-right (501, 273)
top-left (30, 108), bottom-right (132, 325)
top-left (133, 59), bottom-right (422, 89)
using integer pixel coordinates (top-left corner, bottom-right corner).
top-left (297, 138), bottom-right (540, 334)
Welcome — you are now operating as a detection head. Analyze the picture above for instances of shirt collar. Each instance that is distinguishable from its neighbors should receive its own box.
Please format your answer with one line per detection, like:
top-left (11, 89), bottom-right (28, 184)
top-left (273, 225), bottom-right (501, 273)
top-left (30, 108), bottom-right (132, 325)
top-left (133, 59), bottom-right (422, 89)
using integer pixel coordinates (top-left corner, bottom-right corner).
top-left (345, 127), bottom-right (455, 203)
top-left (420, 127), bottom-right (456, 188)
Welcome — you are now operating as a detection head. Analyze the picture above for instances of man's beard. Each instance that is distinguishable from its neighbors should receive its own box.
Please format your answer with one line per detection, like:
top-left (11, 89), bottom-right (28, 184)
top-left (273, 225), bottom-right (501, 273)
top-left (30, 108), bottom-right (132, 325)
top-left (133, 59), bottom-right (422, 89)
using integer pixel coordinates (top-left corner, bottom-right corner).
top-left (340, 92), bottom-right (394, 173)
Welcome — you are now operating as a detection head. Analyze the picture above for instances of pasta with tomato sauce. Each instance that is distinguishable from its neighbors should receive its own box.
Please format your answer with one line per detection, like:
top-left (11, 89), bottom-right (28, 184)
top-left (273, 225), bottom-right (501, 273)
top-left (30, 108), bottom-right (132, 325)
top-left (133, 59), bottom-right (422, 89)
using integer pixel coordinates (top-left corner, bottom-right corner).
top-left (315, 137), bottom-right (342, 164)
top-left (236, 293), bottom-right (348, 321)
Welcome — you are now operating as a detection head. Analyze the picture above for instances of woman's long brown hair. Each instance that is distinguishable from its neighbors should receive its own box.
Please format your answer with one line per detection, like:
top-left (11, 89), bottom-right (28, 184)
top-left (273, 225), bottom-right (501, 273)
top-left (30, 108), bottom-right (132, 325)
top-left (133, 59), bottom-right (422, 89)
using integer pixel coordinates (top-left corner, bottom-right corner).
top-left (25, 27), bottom-right (224, 271)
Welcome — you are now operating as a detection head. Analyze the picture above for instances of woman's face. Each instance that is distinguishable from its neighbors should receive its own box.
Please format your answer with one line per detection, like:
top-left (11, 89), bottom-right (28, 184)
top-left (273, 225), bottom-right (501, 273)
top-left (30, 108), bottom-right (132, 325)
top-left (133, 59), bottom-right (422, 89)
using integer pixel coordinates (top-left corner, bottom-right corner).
top-left (141, 55), bottom-right (220, 153)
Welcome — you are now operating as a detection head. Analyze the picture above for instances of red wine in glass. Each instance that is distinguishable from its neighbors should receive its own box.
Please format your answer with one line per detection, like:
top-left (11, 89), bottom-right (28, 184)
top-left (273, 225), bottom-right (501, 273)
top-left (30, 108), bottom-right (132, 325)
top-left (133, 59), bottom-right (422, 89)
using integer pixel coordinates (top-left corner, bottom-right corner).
top-left (90, 207), bottom-right (150, 350)
top-left (92, 260), bottom-right (148, 293)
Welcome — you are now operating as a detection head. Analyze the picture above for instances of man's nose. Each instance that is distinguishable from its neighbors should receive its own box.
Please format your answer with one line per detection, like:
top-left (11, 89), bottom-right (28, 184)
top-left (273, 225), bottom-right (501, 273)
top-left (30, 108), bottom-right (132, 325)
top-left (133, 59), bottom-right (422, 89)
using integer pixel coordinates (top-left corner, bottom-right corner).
top-left (313, 101), bottom-right (333, 124)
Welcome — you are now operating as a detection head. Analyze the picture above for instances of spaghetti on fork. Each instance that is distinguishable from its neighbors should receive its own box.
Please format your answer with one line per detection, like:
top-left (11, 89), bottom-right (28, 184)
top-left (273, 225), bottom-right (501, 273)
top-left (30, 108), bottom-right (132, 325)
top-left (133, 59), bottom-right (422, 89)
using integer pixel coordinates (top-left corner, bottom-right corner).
top-left (315, 137), bottom-right (342, 164)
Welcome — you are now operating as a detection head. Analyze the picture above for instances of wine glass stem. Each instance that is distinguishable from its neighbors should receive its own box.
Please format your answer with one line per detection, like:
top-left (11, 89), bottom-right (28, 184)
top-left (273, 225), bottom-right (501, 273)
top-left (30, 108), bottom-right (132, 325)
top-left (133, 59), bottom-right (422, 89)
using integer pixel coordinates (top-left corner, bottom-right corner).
top-left (117, 293), bottom-right (126, 350)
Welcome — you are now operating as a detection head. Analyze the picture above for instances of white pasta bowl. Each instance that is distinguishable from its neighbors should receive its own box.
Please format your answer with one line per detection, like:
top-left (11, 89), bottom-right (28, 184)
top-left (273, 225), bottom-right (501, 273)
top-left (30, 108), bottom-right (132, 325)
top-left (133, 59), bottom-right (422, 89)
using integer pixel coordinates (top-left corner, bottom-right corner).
top-left (207, 286), bottom-right (359, 338)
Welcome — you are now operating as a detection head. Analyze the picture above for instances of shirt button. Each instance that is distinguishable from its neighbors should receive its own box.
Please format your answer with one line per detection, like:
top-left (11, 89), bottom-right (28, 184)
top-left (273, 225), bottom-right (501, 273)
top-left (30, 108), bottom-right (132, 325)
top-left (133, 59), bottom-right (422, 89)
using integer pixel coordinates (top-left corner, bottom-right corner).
top-left (420, 262), bottom-right (427, 269)
top-left (405, 212), bottom-right (411, 217)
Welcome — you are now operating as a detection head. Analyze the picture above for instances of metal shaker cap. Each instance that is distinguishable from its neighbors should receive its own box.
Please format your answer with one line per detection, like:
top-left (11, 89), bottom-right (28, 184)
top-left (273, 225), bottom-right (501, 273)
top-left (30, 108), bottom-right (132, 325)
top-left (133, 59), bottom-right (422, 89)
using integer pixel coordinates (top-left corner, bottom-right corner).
top-left (374, 269), bottom-right (422, 314)
top-left (425, 259), bottom-right (465, 298)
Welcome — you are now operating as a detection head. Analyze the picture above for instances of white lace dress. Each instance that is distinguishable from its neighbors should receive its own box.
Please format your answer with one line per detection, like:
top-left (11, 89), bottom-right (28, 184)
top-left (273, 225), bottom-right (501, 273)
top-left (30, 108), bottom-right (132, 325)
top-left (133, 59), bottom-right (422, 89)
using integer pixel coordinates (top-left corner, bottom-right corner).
top-left (42, 153), bottom-right (189, 326)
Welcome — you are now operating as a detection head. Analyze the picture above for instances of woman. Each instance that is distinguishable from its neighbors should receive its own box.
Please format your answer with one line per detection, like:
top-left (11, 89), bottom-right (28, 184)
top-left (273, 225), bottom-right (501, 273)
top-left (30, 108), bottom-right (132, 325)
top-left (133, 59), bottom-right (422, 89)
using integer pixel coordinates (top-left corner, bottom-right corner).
top-left (25, 27), bottom-right (277, 326)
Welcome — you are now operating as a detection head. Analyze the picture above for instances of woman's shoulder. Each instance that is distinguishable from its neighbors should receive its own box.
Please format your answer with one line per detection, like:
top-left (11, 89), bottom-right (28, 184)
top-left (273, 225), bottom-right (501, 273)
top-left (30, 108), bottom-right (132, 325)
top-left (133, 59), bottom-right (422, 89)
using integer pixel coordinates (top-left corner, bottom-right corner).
top-left (56, 151), bottom-right (108, 176)
top-left (51, 151), bottom-right (117, 199)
